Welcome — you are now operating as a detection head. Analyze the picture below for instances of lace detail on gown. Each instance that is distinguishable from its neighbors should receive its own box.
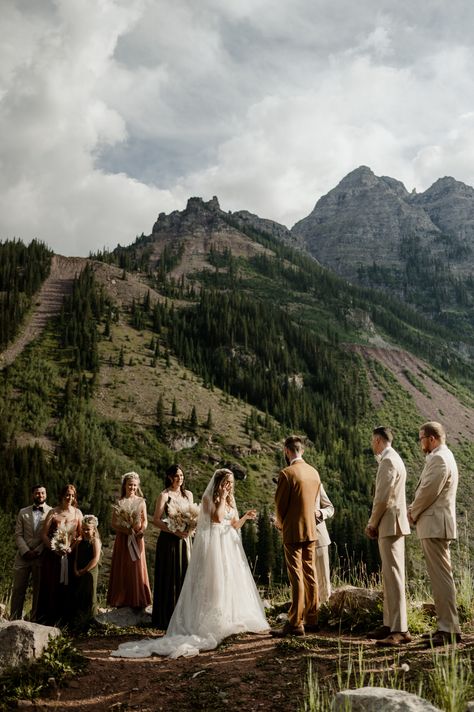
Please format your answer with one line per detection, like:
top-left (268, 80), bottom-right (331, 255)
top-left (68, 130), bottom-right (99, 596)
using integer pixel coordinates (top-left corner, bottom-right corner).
top-left (112, 506), bottom-right (268, 659)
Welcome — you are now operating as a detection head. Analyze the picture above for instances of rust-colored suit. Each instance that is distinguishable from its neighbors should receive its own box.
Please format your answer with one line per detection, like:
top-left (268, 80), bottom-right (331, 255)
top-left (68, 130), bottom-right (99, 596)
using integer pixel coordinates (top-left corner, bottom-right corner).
top-left (275, 459), bottom-right (321, 627)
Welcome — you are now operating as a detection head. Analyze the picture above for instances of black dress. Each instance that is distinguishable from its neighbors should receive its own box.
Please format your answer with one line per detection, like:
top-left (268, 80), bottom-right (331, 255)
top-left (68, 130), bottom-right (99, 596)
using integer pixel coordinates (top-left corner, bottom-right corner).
top-left (152, 496), bottom-right (190, 629)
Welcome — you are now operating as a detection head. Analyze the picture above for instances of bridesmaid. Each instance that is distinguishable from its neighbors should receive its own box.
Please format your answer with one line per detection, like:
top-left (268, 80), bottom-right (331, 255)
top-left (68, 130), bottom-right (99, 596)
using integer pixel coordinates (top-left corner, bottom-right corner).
top-left (152, 465), bottom-right (193, 629)
top-left (107, 472), bottom-right (151, 609)
top-left (73, 515), bottom-right (101, 625)
top-left (36, 484), bottom-right (83, 626)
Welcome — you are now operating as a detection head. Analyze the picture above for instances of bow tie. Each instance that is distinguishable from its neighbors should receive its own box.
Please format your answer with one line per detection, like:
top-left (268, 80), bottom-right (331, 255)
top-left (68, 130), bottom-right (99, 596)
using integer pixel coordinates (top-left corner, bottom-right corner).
top-left (32, 505), bottom-right (44, 512)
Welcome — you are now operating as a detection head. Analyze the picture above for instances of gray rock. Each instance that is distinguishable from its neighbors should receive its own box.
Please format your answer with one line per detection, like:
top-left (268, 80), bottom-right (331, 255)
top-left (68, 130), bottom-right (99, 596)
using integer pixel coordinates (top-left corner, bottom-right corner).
top-left (95, 606), bottom-right (152, 627)
top-left (465, 702), bottom-right (474, 711)
top-left (332, 687), bottom-right (441, 711)
top-left (0, 619), bottom-right (61, 674)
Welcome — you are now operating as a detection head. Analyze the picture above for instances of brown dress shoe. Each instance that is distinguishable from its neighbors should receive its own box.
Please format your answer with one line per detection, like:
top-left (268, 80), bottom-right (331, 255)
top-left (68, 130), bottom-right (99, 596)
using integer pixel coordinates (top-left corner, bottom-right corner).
top-left (271, 622), bottom-right (305, 638)
top-left (376, 632), bottom-right (412, 647)
top-left (367, 625), bottom-right (390, 640)
top-left (304, 623), bottom-right (320, 633)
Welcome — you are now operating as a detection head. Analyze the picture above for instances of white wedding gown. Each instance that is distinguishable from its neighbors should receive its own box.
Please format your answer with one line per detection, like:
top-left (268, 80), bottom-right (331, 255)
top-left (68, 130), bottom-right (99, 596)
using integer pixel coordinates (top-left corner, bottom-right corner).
top-left (111, 501), bottom-right (268, 659)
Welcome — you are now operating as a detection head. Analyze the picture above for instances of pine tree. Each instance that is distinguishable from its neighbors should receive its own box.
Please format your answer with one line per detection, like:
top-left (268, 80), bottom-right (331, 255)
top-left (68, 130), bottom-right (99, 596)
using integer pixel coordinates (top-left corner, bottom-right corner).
top-left (205, 408), bottom-right (213, 429)
top-left (189, 405), bottom-right (198, 430)
top-left (118, 346), bottom-right (125, 367)
top-left (171, 398), bottom-right (178, 417)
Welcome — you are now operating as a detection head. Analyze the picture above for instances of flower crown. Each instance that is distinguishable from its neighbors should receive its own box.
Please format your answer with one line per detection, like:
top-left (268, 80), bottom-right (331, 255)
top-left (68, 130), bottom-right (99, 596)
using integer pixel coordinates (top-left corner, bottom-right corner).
top-left (83, 514), bottom-right (99, 527)
top-left (122, 471), bottom-right (140, 483)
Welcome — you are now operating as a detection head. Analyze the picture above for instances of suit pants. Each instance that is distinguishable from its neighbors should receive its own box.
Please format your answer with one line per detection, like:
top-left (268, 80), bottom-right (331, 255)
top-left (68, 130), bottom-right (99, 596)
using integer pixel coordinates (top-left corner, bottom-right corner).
top-left (284, 541), bottom-right (318, 627)
top-left (421, 537), bottom-right (460, 633)
top-left (315, 545), bottom-right (331, 605)
top-left (378, 535), bottom-right (407, 632)
top-left (10, 558), bottom-right (42, 621)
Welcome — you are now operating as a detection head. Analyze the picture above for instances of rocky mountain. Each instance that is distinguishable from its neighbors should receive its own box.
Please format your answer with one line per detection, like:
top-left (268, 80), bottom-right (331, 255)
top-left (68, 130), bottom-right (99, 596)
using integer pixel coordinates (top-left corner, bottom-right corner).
top-left (291, 166), bottom-right (474, 337)
top-left (292, 166), bottom-right (441, 280)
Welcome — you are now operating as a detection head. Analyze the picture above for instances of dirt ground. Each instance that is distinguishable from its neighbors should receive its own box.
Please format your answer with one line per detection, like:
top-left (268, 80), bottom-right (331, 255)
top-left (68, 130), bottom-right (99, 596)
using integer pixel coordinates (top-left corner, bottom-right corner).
top-left (25, 629), bottom-right (474, 712)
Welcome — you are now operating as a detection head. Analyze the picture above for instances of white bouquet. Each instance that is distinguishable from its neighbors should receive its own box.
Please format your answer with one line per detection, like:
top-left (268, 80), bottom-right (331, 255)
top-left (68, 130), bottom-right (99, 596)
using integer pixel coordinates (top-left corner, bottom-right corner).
top-left (51, 525), bottom-right (71, 584)
top-left (165, 499), bottom-right (200, 535)
top-left (51, 525), bottom-right (70, 554)
top-left (112, 498), bottom-right (141, 531)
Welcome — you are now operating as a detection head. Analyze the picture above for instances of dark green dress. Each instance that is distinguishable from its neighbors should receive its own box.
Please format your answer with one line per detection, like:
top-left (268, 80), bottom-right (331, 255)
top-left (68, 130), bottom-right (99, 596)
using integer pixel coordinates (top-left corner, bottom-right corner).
top-left (74, 539), bottom-right (99, 622)
top-left (152, 496), bottom-right (190, 629)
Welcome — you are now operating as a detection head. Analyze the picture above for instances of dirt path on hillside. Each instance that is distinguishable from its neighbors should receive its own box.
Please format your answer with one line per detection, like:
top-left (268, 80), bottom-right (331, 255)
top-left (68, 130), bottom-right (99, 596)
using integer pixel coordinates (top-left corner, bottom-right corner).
top-left (0, 255), bottom-right (85, 370)
top-left (351, 345), bottom-right (474, 443)
top-left (26, 629), bottom-right (474, 711)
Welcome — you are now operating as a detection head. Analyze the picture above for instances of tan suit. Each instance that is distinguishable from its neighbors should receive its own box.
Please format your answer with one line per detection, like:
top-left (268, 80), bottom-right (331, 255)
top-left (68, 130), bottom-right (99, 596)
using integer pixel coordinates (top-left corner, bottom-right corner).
top-left (409, 444), bottom-right (460, 633)
top-left (11, 503), bottom-right (51, 620)
top-left (368, 446), bottom-right (410, 632)
top-left (275, 459), bottom-right (320, 627)
top-left (315, 484), bottom-right (334, 605)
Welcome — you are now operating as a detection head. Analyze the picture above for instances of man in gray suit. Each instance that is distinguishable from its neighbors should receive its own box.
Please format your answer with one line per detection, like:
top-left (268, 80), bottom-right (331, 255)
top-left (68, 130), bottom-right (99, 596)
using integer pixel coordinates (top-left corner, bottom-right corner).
top-left (315, 483), bottom-right (334, 606)
top-left (408, 421), bottom-right (461, 645)
top-left (365, 426), bottom-right (411, 646)
top-left (10, 484), bottom-right (51, 621)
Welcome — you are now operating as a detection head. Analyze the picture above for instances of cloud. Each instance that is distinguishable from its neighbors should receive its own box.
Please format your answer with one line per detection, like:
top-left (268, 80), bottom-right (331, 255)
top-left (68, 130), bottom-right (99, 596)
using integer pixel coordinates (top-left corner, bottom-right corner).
top-left (2, 0), bottom-right (474, 254)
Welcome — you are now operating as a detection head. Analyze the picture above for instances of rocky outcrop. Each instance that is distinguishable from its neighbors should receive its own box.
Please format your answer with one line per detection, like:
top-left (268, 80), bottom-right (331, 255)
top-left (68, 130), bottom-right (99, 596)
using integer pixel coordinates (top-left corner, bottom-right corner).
top-left (0, 620), bottom-right (61, 673)
top-left (292, 166), bottom-right (474, 282)
top-left (333, 687), bottom-right (441, 711)
top-left (410, 176), bottom-right (474, 257)
top-left (291, 166), bottom-right (441, 281)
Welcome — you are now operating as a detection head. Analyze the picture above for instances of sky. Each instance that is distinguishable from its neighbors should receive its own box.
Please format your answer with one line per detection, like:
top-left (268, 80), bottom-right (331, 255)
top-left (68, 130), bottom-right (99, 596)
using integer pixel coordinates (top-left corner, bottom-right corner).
top-left (2, 0), bottom-right (474, 256)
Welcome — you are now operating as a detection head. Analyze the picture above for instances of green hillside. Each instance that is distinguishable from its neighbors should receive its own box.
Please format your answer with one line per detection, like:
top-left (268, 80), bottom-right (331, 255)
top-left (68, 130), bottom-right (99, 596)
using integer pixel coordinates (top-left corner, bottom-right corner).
top-left (1, 204), bottom-right (473, 600)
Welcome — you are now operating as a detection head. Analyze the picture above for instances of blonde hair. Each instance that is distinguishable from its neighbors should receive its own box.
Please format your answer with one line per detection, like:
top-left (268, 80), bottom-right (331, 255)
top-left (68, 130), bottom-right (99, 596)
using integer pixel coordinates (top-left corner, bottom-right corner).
top-left (420, 421), bottom-right (446, 443)
top-left (82, 514), bottom-right (100, 541)
top-left (120, 471), bottom-right (143, 498)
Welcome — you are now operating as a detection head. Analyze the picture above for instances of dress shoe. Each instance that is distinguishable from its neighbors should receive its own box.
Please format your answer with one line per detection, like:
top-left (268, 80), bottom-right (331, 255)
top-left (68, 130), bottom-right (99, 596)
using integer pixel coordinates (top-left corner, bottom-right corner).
top-left (304, 623), bottom-right (320, 633)
top-left (366, 625), bottom-right (390, 640)
top-left (376, 632), bottom-right (412, 647)
top-left (271, 622), bottom-right (305, 638)
top-left (429, 630), bottom-right (461, 646)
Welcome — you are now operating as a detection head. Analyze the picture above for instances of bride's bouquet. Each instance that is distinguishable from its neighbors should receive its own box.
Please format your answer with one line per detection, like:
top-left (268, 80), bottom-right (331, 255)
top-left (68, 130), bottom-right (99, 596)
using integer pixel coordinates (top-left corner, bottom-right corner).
top-left (165, 499), bottom-right (200, 535)
top-left (112, 498), bottom-right (141, 531)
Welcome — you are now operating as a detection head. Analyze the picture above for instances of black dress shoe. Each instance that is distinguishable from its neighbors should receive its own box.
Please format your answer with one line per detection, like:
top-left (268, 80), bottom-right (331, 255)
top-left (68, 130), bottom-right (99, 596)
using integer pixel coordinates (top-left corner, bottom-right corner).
top-left (367, 625), bottom-right (390, 640)
top-left (429, 631), bottom-right (461, 646)
top-left (271, 622), bottom-right (305, 638)
top-left (304, 623), bottom-right (320, 633)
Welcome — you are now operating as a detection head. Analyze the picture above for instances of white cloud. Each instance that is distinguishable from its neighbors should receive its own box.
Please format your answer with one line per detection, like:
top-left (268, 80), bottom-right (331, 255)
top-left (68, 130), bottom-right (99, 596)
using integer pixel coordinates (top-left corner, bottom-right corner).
top-left (2, 0), bottom-right (474, 254)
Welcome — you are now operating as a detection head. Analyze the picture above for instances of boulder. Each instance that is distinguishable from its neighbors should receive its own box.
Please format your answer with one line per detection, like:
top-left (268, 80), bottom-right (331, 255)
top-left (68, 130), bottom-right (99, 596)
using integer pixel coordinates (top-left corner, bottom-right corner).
top-left (0, 620), bottom-right (61, 674)
top-left (332, 687), bottom-right (441, 711)
top-left (95, 606), bottom-right (152, 627)
top-left (325, 586), bottom-right (383, 631)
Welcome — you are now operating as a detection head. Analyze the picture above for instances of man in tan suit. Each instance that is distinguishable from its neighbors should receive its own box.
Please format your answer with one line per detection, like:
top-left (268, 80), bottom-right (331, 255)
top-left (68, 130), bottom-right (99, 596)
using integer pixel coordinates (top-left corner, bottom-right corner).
top-left (408, 421), bottom-right (461, 645)
top-left (315, 483), bottom-right (334, 606)
top-left (365, 426), bottom-right (411, 646)
top-left (273, 435), bottom-right (320, 637)
top-left (10, 484), bottom-right (51, 621)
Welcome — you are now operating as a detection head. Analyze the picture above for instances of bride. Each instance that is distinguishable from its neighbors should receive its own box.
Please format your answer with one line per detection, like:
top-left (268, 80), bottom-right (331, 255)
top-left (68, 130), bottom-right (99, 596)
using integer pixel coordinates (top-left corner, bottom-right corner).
top-left (111, 468), bottom-right (269, 659)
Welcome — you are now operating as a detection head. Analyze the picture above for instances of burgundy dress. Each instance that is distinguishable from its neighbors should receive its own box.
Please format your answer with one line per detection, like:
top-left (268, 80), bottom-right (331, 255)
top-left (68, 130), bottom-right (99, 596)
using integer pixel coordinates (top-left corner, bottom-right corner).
top-left (107, 497), bottom-right (151, 608)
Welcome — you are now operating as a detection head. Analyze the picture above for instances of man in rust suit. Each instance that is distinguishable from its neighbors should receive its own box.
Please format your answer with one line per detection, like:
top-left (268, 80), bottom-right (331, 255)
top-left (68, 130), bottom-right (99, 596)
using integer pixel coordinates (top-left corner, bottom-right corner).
top-left (273, 435), bottom-right (320, 637)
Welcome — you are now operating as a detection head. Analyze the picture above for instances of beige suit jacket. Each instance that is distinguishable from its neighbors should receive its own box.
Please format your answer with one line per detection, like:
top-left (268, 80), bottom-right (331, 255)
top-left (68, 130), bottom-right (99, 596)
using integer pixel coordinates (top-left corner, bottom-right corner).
top-left (410, 444), bottom-right (458, 540)
top-left (368, 447), bottom-right (410, 538)
top-left (315, 483), bottom-right (334, 548)
top-left (275, 459), bottom-right (320, 544)
top-left (14, 504), bottom-right (51, 568)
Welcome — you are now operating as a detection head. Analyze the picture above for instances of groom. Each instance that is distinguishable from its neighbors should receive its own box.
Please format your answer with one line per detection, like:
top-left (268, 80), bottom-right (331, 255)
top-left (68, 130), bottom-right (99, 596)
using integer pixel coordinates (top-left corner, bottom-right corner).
top-left (273, 435), bottom-right (321, 637)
